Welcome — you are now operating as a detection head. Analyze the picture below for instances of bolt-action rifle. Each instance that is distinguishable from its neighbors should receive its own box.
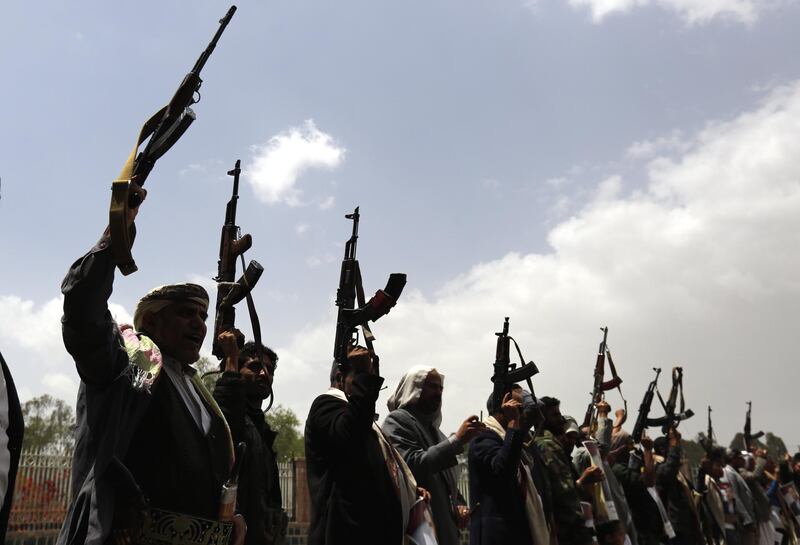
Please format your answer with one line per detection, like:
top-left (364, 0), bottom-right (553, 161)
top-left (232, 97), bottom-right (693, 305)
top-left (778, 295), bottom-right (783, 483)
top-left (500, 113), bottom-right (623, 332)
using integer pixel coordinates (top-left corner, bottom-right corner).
top-left (491, 317), bottom-right (540, 416)
top-left (743, 401), bottom-right (764, 451)
top-left (109, 6), bottom-right (237, 275)
top-left (333, 207), bottom-right (406, 370)
top-left (212, 160), bottom-right (264, 361)
top-left (581, 327), bottom-right (626, 431)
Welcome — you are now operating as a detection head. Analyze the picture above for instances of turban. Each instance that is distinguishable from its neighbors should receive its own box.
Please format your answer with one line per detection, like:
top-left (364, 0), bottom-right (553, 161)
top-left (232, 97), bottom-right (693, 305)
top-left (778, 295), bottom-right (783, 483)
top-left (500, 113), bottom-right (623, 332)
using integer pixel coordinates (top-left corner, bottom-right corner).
top-left (133, 283), bottom-right (209, 330)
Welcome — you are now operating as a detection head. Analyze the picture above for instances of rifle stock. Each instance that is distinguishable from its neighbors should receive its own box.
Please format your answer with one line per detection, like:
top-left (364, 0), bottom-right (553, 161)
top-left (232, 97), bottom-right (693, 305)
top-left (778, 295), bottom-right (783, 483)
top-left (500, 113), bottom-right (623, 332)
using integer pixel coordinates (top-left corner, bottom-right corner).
top-left (212, 160), bottom-right (262, 360)
top-left (333, 208), bottom-right (406, 369)
top-left (631, 367), bottom-right (661, 444)
top-left (582, 327), bottom-right (625, 430)
top-left (109, 6), bottom-right (236, 275)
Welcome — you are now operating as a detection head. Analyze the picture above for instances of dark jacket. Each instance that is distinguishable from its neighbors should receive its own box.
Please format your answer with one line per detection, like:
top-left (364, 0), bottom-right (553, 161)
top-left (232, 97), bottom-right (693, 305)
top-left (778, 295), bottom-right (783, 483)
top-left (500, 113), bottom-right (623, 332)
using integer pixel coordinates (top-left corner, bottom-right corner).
top-left (655, 445), bottom-right (704, 544)
top-left (304, 375), bottom-right (402, 545)
top-left (214, 373), bottom-right (285, 545)
top-left (613, 460), bottom-right (666, 545)
top-left (57, 242), bottom-right (232, 545)
top-left (383, 407), bottom-right (463, 545)
top-left (0, 352), bottom-right (24, 540)
top-left (468, 426), bottom-right (532, 545)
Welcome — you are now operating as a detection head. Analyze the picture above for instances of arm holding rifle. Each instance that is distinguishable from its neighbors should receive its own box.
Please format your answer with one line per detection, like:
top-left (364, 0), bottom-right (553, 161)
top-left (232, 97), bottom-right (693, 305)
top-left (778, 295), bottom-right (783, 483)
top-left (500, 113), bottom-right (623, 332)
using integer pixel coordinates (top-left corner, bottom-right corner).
top-left (110, 7), bottom-right (237, 275)
top-left (212, 161), bottom-right (263, 361)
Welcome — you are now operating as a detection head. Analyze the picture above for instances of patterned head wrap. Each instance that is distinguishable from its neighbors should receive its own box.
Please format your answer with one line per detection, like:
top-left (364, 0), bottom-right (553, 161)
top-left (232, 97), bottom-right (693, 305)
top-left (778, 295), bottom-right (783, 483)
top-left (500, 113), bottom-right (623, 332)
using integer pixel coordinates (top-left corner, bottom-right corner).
top-left (133, 283), bottom-right (209, 330)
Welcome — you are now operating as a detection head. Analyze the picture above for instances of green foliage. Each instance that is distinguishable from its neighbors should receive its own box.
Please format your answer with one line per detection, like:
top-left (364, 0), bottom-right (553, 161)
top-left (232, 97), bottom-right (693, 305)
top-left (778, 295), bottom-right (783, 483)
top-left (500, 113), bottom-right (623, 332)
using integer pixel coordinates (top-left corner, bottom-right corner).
top-left (195, 355), bottom-right (222, 393)
top-left (265, 405), bottom-right (305, 462)
top-left (21, 394), bottom-right (76, 454)
top-left (765, 432), bottom-right (789, 459)
top-left (682, 436), bottom-right (705, 468)
top-left (725, 432), bottom-right (787, 460)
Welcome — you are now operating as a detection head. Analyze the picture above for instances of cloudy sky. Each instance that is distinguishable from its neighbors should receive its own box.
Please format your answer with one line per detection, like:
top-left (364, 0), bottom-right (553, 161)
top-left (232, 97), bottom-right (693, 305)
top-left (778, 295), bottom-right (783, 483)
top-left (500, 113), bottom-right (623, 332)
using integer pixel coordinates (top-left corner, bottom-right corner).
top-left (1, 0), bottom-right (799, 449)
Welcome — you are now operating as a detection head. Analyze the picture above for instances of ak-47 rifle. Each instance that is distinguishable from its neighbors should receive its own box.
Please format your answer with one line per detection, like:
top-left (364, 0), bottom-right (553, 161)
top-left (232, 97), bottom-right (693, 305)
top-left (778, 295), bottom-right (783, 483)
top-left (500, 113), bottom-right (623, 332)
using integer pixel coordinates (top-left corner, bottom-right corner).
top-left (743, 401), bottom-right (764, 451)
top-left (212, 160), bottom-right (263, 361)
top-left (703, 406), bottom-right (715, 454)
top-left (656, 367), bottom-right (695, 435)
top-left (631, 367), bottom-right (662, 444)
top-left (581, 327), bottom-right (626, 431)
top-left (333, 207), bottom-right (406, 370)
top-left (109, 6), bottom-right (237, 275)
top-left (631, 366), bottom-right (695, 442)
top-left (490, 317), bottom-right (540, 415)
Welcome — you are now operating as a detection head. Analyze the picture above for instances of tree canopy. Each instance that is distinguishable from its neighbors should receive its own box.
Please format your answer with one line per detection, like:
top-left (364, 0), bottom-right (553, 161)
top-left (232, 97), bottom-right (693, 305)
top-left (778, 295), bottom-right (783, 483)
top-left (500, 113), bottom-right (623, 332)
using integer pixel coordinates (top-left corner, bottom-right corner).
top-left (21, 394), bottom-right (76, 454)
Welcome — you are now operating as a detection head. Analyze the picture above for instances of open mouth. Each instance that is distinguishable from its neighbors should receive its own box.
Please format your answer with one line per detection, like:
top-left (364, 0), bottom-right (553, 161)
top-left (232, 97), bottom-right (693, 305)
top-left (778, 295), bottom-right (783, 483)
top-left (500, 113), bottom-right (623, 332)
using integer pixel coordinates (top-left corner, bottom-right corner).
top-left (185, 334), bottom-right (204, 348)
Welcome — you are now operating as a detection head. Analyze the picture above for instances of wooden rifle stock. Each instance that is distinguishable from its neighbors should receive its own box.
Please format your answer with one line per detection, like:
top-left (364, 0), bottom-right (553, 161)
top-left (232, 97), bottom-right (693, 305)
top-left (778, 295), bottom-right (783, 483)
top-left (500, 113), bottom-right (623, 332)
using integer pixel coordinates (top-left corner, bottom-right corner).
top-left (212, 160), bottom-right (262, 360)
top-left (333, 207), bottom-right (406, 370)
top-left (109, 6), bottom-right (236, 275)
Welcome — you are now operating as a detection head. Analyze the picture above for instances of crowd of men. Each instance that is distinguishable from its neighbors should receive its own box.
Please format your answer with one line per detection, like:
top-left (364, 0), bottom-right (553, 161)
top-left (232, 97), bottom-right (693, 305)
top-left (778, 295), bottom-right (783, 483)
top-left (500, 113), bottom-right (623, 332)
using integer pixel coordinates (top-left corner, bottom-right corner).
top-left (0, 7), bottom-right (790, 545)
top-left (6, 212), bottom-right (785, 545)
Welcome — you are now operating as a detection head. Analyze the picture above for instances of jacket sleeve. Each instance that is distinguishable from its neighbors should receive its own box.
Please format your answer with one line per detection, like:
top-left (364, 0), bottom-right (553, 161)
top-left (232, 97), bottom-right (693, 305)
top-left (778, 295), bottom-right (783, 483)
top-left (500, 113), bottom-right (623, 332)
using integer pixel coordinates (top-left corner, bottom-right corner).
top-left (308, 373), bottom-right (383, 449)
top-left (382, 411), bottom-right (458, 481)
top-left (213, 372), bottom-right (247, 444)
top-left (61, 239), bottom-right (129, 386)
top-left (595, 416), bottom-right (613, 451)
top-left (470, 429), bottom-right (524, 478)
top-left (536, 437), bottom-right (593, 544)
top-left (656, 445), bottom-right (681, 488)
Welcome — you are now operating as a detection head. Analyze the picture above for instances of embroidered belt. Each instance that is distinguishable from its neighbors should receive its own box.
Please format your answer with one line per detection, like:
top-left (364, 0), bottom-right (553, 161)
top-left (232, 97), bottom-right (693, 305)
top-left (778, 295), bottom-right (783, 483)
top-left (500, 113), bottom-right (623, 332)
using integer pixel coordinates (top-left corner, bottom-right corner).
top-left (136, 507), bottom-right (233, 545)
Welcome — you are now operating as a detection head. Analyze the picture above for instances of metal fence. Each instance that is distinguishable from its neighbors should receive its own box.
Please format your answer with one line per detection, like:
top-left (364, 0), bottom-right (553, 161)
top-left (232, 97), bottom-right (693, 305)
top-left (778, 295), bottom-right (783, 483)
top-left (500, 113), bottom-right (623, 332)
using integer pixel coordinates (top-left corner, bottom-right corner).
top-left (6, 450), bottom-right (299, 541)
top-left (8, 449), bottom-right (72, 538)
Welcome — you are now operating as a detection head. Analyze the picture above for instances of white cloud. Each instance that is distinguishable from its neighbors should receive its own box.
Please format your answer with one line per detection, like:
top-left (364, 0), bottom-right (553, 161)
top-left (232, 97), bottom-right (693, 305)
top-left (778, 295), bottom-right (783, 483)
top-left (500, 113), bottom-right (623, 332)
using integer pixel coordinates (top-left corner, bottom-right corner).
top-left (273, 81), bottom-right (800, 446)
top-left (626, 130), bottom-right (690, 160)
top-left (246, 120), bottom-right (345, 206)
top-left (0, 295), bottom-right (63, 356)
top-left (295, 223), bottom-right (310, 237)
top-left (318, 196), bottom-right (336, 210)
top-left (42, 373), bottom-right (78, 399)
top-left (0, 295), bottom-right (133, 405)
top-left (567, 0), bottom-right (770, 24)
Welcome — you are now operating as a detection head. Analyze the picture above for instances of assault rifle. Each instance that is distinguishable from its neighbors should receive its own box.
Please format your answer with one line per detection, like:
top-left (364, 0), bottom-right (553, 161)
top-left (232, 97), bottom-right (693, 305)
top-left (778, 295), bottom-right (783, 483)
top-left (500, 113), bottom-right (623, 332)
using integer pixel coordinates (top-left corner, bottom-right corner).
top-left (703, 406), bottom-right (715, 454)
top-left (743, 401), bottom-right (764, 451)
top-left (212, 160), bottom-right (264, 360)
top-left (581, 327), bottom-right (626, 430)
top-left (333, 207), bottom-right (406, 370)
top-left (631, 367), bottom-right (694, 442)
top-left (631, 368), bottom-right (662, 444)
top-left (657, 367), bottom-right (694, 435)
top-left (110, 6), bottom-right (237, 275)
top-left (491, 317), bottom-right (540, 414)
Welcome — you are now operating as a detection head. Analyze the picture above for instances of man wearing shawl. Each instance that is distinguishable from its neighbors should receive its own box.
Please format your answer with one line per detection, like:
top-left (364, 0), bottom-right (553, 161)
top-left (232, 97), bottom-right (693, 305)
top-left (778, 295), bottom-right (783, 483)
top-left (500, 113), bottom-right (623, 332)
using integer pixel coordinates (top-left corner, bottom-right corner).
top-left (304, 347), bottom-right (430, 545)
top-left (58, 225), bottom-right (238, 545)
top-left (468, 386), bottom-right (551, 545)
top-left (383, 366), bottom-right (485, 545)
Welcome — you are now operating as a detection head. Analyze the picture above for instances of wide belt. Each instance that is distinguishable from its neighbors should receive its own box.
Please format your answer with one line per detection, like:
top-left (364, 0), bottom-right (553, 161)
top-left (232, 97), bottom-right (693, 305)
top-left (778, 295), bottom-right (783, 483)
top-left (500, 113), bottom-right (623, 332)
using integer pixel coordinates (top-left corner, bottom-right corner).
top-left (137, 507), bottom-right (233, 545)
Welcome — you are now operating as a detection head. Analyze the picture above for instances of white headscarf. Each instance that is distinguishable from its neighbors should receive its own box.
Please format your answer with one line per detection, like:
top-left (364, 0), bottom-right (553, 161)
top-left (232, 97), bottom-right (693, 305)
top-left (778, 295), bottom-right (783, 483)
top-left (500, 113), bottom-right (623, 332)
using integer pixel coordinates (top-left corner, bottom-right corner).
top-left (386, 365), bottom-right (444, 428)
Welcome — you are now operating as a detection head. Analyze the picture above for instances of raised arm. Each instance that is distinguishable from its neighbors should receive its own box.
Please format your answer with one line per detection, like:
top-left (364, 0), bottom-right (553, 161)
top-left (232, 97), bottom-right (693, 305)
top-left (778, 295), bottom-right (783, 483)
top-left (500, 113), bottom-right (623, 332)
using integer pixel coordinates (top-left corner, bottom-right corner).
top-left (308, 372), bottom-right (384, 450)
top-left (61, 238), bottom-right (129, 386)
